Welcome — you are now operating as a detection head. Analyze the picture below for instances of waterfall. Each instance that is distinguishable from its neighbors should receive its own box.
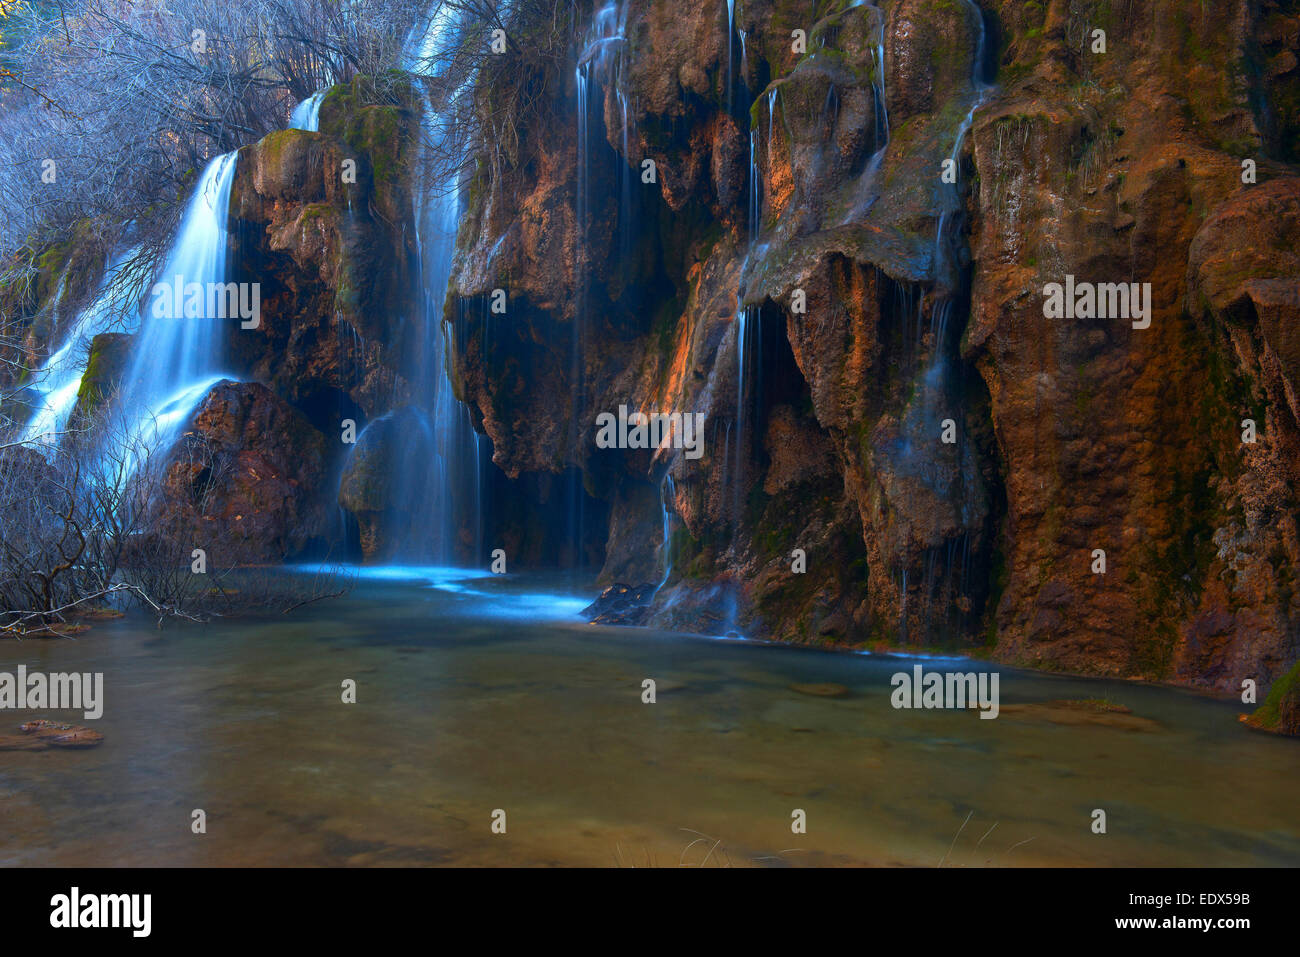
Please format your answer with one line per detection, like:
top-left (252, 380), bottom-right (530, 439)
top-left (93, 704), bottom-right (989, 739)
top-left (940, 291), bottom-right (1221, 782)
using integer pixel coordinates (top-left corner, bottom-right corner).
top-left (377, 3), bottom-right (486, 566)
top-left (570, 0), bottom-right (630, 568)
top-left (22, 153), bottom-right (238, 471)
top-left (913, 0), bottom-right (992, 368)
top-left (289, 91), bottom-right (327, 132)
top-left (725, 0), bottom-right (738, 111)
top-left (722, 102), bottom-right (767, 634)
top-left (573, 57), bottom-right (589, 565)
top-left (108, 151), bottom-right (239, 474)
top-left (732, 123), bottom-right (762, 554)
top-left (19, 249), bottom-right (142, 450)
top-left (846, 0), bottom-right (891, 132)
top-left (933, 0), bottom-right (992, 299)
top-left (868, 3), bottom-right (890, 148)
top-left (656, 472), bottom-right (677, 590)
top-left (897, 0), bottom-right (993, 639)
top-left (575, 0), bottom-right (632, 272)
top-left (840, 1), bottom-right (891, 224)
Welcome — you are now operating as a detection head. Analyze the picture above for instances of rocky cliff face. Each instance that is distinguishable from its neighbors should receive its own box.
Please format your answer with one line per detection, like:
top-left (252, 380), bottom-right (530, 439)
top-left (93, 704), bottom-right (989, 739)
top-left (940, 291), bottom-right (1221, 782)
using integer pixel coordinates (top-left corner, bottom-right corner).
top-left (221, 76), bottom-right (424, 561)
top-left (451, 0), bottom-right (1001, 647)
top-left (966, 0), bottom-right (1300, 688)
top-left (228, 76), bottom-right (419, 433)
top-left (9, 1), bottom-right (1294, 705)
top-left (444, 0), bottom-right (1300, 693)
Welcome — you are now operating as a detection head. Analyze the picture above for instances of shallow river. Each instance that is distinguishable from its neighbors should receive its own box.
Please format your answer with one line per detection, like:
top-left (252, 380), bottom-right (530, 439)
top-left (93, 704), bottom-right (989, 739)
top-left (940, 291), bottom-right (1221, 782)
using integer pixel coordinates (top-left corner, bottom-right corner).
top-left (1, 569), bottom-right (1296, 866)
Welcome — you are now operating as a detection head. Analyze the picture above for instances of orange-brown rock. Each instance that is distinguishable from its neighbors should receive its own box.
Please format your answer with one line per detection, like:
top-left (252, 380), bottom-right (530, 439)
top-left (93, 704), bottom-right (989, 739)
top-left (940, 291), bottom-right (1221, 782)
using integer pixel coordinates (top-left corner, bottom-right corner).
top-left (440, 0), bottom-right (1299, 696)
top-left (160, 380), bottom-right (333, 563)
top-left (967, 0), bottom-right (1300, 692)
top-left (227, 77), bottom-right (419, 434)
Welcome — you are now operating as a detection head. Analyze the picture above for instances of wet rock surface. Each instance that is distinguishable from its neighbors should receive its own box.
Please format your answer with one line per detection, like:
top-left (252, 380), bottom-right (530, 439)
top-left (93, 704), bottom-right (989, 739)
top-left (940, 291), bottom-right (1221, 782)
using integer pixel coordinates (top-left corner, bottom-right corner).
top-left (160, 380), bottom-right (333, 564)
top-left (584, 583), bottom-right (658, 626)
top-left (69, 332), bottom-right (133, 428)
top-left (440, 0), bottom-right (1300, 697)
top-left (227, 78), bottom-right (419, 427)
top-left (967, 0), bottom-right (1300, 693)
top-left (8, 0), bottom-right (1297, 703)
top-left (336, 406), bottom-right (443, 561)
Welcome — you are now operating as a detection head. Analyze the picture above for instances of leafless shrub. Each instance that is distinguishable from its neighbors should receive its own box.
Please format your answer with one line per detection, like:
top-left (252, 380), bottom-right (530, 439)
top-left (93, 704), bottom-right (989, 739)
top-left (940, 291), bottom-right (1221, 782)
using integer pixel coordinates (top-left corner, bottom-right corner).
top-left (0, 0), bottom-right (432, 263)
top-left (0, 399), bottom-right (352, 636)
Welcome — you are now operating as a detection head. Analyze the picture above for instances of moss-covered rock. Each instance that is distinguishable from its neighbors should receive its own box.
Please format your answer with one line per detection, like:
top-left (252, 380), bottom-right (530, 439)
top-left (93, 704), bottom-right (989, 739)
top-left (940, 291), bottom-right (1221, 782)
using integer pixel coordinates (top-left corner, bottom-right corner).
top-left (317, 73), bottom-right (417, 225)
top-left (69, 332), bottom-right (133, 428)
top-left (1244, 661), bottom-right (1300, 735)
top-left (225, 76), bottom-right (418, 432)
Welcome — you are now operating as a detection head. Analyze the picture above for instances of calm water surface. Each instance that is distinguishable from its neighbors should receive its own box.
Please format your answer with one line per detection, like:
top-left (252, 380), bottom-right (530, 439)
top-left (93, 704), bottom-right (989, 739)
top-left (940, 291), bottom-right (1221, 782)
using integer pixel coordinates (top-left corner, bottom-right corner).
top-left (1, 569), bottom-right (1297, 867)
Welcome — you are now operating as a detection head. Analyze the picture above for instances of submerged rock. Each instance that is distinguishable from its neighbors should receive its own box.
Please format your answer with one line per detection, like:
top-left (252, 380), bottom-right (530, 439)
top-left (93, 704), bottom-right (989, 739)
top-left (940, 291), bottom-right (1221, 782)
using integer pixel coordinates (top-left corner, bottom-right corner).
top-left (0, 720), bottom-right (105, 750)
top-left (997, 701), bottom-right (1159, 734)
top-left (788, 682), bottom-right (851, 699)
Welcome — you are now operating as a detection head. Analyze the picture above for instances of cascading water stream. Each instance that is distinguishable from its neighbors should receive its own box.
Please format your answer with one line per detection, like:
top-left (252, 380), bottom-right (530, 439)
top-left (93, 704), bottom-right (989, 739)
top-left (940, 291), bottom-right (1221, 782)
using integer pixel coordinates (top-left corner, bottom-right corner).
top-left (23, 90), bottom-right (335, 476)
top-left (21, 153), bottom-right (236, 475)
top-left (899, 0), bottom-right (993, 636)
top-left (841, 0), bottom-right (891, 223)
top-left (571, 0), bottom-right (630, 568)
top-left (723, 69), bottom-right (768, 633)
top-left (108, 151), bottom-right (239, 475)
top-left (387, 3), bottom-right (487, 566)
top-left (657, 473), bottom-right (677, 589)
top-left (933, 0), bottom-right (992, 302)
top-left (289, 91), bottom-right (327, 131)
top-left (19, 249), bottom-right (143, 449)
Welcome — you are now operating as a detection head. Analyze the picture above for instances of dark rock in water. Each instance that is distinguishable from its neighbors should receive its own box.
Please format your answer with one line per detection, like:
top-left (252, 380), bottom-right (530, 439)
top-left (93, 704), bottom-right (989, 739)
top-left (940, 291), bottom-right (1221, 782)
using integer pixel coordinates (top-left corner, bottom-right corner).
top-left (998, 703), bottom-right (1158, 733)
top-left (584, 583), bottom-right (657, 626)
top-left (19, 719), bottom-right (66, 732)
top-left (44, 728), bottom-right (105, 749)
top-left (789, 682), bottom-right (851, 699)
top-left (0, 720), bottom-right (105, 750)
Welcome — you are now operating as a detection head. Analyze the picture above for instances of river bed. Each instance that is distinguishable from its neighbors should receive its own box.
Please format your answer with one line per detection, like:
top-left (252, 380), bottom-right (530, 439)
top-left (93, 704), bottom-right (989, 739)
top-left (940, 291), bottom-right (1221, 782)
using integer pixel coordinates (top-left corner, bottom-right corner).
top-left (1, 569), bottom-right (1296, 867)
